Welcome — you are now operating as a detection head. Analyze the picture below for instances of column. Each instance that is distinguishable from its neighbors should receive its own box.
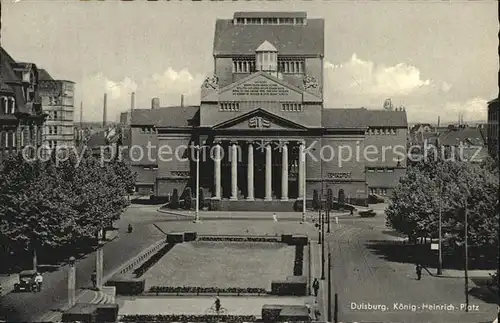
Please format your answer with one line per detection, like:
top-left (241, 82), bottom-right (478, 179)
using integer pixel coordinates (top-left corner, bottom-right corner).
top-left (265, 143), bottom-right (272, 201)
top-left (298, 141), bottom-right (305, 198)
top-left (281, 142), bottom-right (288, 201)
top-left (213, 143), bottom-right (221, 199)
top-left (230, 142), bottom-right (238, 200)
top-left (247, 142), bottom-right (254, 201)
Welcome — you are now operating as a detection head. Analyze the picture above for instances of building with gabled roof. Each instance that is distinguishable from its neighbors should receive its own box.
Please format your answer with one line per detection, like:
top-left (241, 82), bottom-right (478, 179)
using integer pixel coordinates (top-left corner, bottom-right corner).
top-left (126, 12), bottom-right (408, 207)
top-left (0, 46), bottom-right (46, 163)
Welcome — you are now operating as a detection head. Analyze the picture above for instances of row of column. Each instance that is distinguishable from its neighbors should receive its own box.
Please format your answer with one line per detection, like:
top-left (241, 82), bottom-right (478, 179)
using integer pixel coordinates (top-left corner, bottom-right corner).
top-left (213, 141), bottom-right (306, 201)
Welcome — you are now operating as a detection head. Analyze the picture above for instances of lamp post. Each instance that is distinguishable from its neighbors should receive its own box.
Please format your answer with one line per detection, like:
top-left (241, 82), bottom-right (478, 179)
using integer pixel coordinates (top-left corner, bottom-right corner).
top-left (68, 256), bottom-right (76, 308)
top-left (437, 171), bottom-right (443, 275)
top-left (301, 142), bottom-right (306, 223)
top-left (194, 144), bottom-right (201, 223)
top-left (321, 213), bottom-right (325, 280)
top-left (464, 204), bottom-right (469, 312)
top-left (327, 250), bottom-right (332, 322)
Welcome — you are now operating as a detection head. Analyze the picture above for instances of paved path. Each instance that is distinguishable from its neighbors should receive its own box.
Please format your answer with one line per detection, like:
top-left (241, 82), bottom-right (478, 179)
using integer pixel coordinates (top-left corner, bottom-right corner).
top-left (321, 217), bottom-right (497, 323)
top-left (0, 206), bottom-right (165, 322)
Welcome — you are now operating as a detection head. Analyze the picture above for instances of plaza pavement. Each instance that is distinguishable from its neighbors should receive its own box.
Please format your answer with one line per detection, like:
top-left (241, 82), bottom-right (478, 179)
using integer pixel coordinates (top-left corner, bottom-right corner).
top-left (0, 205), bottom-right (165, 323)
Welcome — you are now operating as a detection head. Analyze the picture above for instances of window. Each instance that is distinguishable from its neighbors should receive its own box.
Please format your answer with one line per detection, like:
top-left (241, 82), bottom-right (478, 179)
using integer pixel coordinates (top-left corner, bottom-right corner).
top-left (54, 111), bottom-right (58, 120)
top-left (296, 18), bottom-right (305, 24)
top-left (390, 129), bottom-right (396, 135)
top-left (278, 60), bottom-right (305, 74)
top-left (367, 168), bottom-right (375, 173)
top-left (1, 97), bottom-right (5, 114)
top-left (9, 98), bottom-right (15, 114)
top-left (282, 103), bottom-right (302, 112)
top-left (219, 102), bottom-right (239, 112)
top-left (20, 128), bottom-right (24, 147)
top-left (387, 168), bottom-right (394, 173)
top-left (49, 126), bottom-right (53, 135)
top-left (11, 132), bottom-right (16, 147)
top-left (377, 168), bottom-right (384, 173)
top-left (54, 126), bottom-right (58, 135)
top-left (232, 60), bottom-right (255, 73)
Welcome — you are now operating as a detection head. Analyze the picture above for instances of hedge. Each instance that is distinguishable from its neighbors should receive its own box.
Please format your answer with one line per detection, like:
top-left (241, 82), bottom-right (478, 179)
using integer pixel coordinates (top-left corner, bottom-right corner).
top-left (119, 314), bottom-right (258, 322)
top-left (149, 286), bottom-right (268, 295)
top-left (198, 236), bottom-right (280, 243)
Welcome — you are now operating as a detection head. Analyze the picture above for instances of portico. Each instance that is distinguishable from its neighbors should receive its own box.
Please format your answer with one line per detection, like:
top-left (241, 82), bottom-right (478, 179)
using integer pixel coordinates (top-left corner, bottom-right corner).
top-left (210, 139), bottom-right (305, 201)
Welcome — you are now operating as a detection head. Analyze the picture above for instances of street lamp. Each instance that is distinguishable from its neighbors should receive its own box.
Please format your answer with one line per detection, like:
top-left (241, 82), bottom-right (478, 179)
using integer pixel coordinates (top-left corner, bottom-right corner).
top-left (68, 256), bottom-right (76, 308)
top-left (193, 143), bottom-right (205, 223)
top-left (301, 142), bottom-right (306, 223)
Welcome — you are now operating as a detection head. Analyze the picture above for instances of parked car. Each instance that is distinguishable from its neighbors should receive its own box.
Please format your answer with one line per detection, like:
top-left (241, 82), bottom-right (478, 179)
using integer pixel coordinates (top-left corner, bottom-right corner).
top-left (13, 270), bottom-right (37, 292)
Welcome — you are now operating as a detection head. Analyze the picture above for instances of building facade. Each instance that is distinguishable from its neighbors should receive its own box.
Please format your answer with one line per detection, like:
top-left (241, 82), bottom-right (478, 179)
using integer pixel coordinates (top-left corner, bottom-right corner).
top-left (487, 98), bottom-right (499, 158)
top-left (128, 12), bottom-right (408, 206)
top-left (38, 71), bottom-right (75, 149)
top-left (0, 47), bottom-right (45, 164)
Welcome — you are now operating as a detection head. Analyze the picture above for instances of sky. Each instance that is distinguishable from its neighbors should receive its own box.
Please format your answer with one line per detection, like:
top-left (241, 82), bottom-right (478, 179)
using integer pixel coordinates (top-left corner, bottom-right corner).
top-left (2, 0), bottom-right (498, 124)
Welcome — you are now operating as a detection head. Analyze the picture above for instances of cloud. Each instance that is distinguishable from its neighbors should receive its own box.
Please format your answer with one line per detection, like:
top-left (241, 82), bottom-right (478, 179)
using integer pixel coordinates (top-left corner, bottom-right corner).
top-left (78, 68), bottom-right (204, 122)
top-left (440, 81), bottom-right (452, 93)
top-left (325, 54), bottom-right (432, 99)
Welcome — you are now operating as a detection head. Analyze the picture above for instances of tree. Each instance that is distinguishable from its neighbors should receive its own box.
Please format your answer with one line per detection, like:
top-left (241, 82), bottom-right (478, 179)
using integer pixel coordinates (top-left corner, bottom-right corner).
top-left (338, 189), bottom-right (345, 205)
top-left (183, 187), bottom-right (192, 210)
top-left (386, 159), bottom-right (499, 249)
top-left (312, 189), bottom-right (320, 210)
top-left (170, 189), bottom-right (179, 209)
top-left (327, 188), bottom-right (333, 209)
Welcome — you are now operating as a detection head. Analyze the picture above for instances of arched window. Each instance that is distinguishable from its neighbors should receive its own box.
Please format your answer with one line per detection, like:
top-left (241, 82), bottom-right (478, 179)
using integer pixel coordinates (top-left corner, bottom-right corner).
top-left (10, 98), bottom-right (15, 114)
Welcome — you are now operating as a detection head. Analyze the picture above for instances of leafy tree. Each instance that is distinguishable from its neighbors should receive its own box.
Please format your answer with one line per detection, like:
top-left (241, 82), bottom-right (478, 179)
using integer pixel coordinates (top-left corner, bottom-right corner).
top-left (183, 187), bottom-right (192, 210)
top-left (312, 189), bottom-right (320, 210)
top-left (170, 189), bottom-right (179, 209)
top-left (327, 188), bottom-right (333, 209)
top-left (338, 189), bottom-right (345, 205)
top-left (386, 159), bottom-right (499, 249)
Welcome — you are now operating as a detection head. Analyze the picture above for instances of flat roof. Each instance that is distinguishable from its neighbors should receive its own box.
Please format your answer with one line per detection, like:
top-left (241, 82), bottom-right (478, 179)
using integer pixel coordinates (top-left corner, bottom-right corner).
top-left (234, 12), bottom-right (307, 19)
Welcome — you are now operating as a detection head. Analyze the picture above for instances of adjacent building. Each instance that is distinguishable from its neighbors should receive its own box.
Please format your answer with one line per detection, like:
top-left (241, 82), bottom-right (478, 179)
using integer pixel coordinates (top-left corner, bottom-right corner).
top-left (128, 12), bottom-right (408, 207)
top-left (38, 70), bottom-right (75, 149)
top-left (0, 47), bottom-right (45, 164)
top-left (487, 97), bottom-right (499, 158)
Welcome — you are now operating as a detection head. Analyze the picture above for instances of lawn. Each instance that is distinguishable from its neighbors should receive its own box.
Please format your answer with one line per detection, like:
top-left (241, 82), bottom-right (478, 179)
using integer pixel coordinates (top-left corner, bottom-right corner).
top-left (142, 241), bottom-right (296, 290)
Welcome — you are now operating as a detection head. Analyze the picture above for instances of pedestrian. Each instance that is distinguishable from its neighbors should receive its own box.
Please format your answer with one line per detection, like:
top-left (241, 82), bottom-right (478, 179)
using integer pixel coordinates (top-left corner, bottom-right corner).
top-left (312, 278), bottom-right (320, 297)
top-left (91, 270), bottom-right (97, 289)
top-left (273, 213), bottom-right (278, 222)
top-left (34, 272), bottom-right (43, 292)
top-left (416, 264), bottom-right (422, 280)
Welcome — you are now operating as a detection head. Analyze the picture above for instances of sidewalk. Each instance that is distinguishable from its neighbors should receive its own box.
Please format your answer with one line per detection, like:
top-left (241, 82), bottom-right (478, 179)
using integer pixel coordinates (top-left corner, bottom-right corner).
top-left (429, 268), bottom-right (496, 279)
top-left (309, 240), bottom-right (328, 321)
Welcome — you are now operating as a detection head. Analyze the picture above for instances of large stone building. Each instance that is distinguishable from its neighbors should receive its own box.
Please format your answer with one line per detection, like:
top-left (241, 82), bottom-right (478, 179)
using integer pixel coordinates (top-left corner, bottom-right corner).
top-left (487, 97), bottom-right (499, 158)
top-left (128, 12), bottom-right (408, 208)
top-left (0, 47), bottom-right (45, 164)
top-left (38, 70), bottom-right (75, 149)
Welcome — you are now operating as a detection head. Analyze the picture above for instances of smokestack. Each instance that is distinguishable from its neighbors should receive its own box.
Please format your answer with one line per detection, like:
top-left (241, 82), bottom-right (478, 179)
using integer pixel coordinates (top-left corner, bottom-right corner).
top-left (151, 97), bottom-right (160, 110)
top-left (181, 94), bottom-right (184, 108)
top-left (103, 93), bottom-right (107, 127)
top-left (80, 101), bottom-right (83, 128)
top-left (129, 92), bottom-right (135, 125)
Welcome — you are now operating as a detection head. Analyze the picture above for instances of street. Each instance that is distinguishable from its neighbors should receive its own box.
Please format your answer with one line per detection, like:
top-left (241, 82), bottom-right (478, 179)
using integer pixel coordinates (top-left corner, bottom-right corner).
top-left (316, 207), bottom-right (497, 323)
top-left (0, 206), bottom-right (165, 322)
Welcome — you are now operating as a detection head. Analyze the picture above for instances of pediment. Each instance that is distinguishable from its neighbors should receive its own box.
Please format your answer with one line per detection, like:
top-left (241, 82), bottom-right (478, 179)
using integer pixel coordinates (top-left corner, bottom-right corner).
top-left (213, 109), bottom-right (307, 131)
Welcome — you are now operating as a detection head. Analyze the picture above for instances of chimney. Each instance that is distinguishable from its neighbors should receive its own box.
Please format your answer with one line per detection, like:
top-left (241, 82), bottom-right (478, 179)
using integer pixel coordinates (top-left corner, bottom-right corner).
top-left (80, 101), bottom-right (83, 128)
top-left (129, 92), bottom-right (135, 125)
top-left (181, 94), bottom-right (184, 108)
top-left (151, 97), bottom-right (160, 110)
top-left (103, 93), bottom-right (107, 127)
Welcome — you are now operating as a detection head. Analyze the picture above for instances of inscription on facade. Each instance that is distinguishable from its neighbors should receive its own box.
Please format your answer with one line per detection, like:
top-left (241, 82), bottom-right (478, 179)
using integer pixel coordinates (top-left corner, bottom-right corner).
top-left (327, 172), bottom-right (352, 179)
top-left (248, 117), bottom-right (271, 128)
top-left (232, 80), bottom-right (290, 96)
top-left (171, 171), bottom-right (190, 177)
